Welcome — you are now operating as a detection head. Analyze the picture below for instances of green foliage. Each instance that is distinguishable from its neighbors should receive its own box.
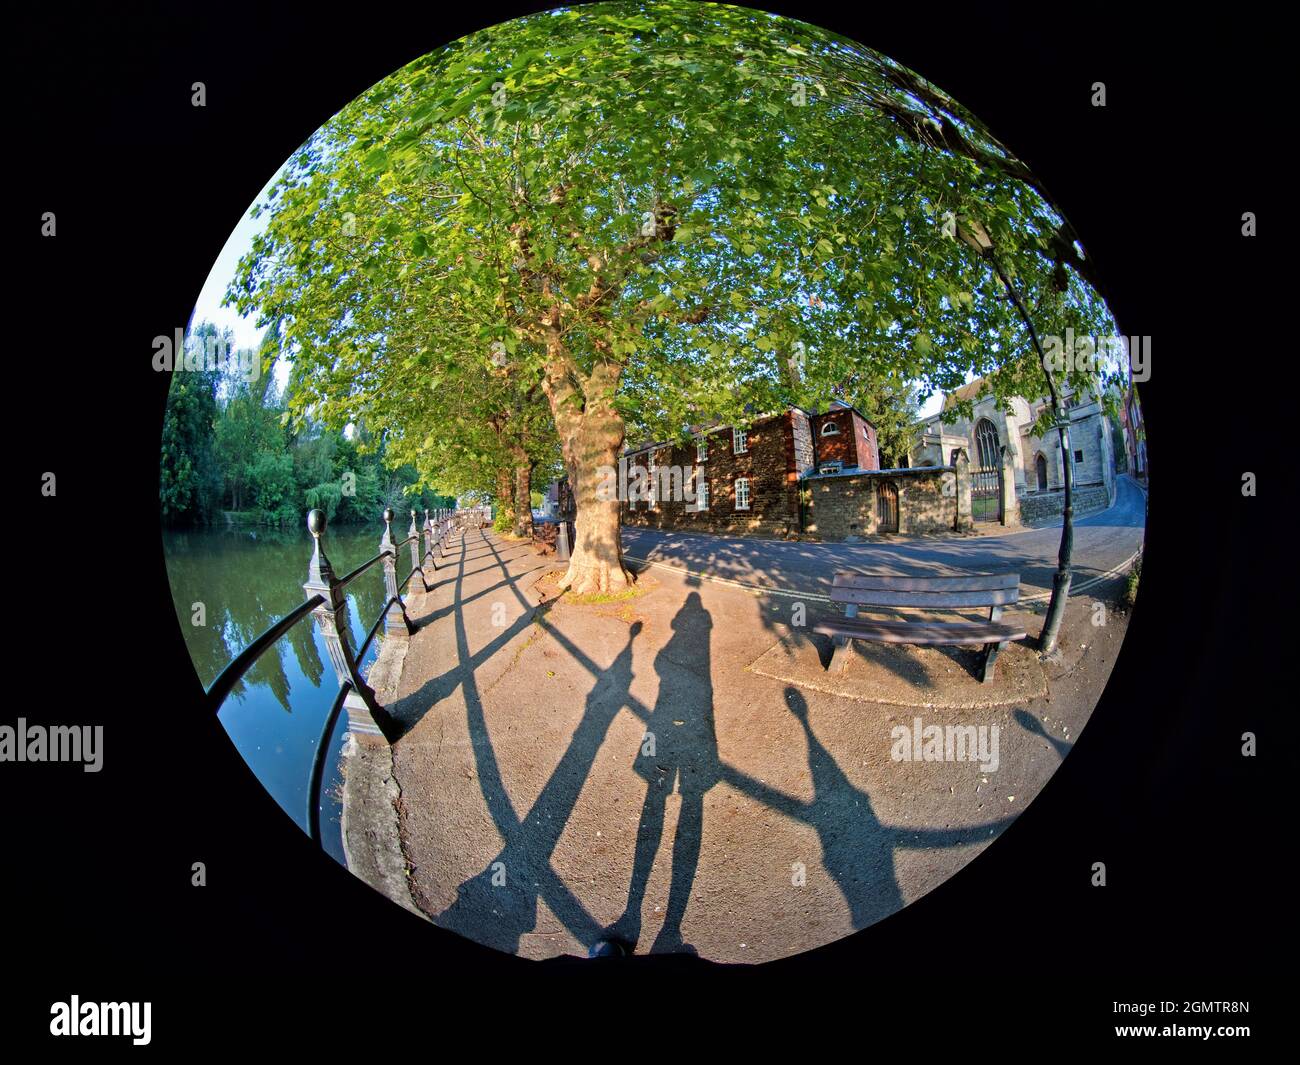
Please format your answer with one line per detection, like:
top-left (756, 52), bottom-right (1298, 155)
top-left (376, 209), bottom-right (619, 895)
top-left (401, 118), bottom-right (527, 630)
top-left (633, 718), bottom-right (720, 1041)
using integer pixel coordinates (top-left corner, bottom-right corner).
top-left (160, 320), bottom-right (464, 527)
top-left (493, 510), bottom-right (512, 534)
top-left (159, 337), bottom-right (222, 524)
top-left (1123, 553), bottom-right (1142, 610)
top-left (227, 1), bottom-right (1123, 513)
top-left (305, 481), bottom-right (344, 521)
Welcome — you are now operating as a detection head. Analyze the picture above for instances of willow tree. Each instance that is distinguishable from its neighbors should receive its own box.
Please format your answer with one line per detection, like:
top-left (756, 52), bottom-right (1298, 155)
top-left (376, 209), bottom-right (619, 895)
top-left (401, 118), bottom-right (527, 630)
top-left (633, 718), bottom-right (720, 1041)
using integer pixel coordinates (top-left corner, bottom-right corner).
top-left (232, 0), bottom-right (1122, 611)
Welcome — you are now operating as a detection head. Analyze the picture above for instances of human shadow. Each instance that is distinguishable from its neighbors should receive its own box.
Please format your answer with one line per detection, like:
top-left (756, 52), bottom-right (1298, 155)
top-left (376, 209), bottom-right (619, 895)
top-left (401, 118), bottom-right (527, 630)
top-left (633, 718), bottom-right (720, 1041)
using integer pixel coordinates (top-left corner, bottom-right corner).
top-left (715, 686), bottom-right (1016, 933)
top-left (1013, 708), bottom-right (1073, 760)
top-left (604, 590), bottom-right (718, 955)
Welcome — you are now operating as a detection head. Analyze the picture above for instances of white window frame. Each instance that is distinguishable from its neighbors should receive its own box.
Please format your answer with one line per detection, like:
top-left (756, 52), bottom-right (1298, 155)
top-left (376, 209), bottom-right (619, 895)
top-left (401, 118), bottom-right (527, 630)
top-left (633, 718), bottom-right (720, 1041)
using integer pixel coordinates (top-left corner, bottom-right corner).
top-left (695, 476), bottom-right (709, 511)
top-left (647, 463), bottom-right (657, 509)
top-left (734, 477), bottom-right (750, 511)
top-left (819, 461), bottom-right (842, 475)
top-left (732, 427), bottom-right (748, 454)
top-left (696, 435), bottom-right (708, 462)
top-left (819, 421), bottom-right (841, 436)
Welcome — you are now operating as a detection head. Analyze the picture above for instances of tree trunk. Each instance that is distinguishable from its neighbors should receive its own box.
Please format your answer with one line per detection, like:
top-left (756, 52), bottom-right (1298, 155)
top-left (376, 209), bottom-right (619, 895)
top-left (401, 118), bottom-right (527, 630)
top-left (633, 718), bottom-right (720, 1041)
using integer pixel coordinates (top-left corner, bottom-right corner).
top-left (512, 461), bottom-right (534, 539)
top-left (982, 249), bottom-right (1074, 657)
top-left (541, 338), bottom-right (633, 596)
top-left (1038, 380), bottom-right (1075, 656)
top-left (564, 423), bottom-right (629, 595)
top-left (496, 468), bottom-right (515, 531)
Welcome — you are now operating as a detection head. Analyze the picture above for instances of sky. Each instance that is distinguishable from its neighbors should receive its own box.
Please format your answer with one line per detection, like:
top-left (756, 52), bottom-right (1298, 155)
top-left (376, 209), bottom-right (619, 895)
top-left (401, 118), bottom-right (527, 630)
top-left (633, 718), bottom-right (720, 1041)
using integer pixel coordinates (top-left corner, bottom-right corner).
top-left (187, 166), bottom-right (948, 418)
top-left (188, 169), bottom-right (291, 392)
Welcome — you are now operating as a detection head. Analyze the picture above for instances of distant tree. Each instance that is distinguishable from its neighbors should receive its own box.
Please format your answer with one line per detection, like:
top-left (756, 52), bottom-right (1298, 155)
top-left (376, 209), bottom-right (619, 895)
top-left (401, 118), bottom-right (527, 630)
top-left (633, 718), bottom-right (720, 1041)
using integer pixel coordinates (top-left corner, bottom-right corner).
top-left (160, 322), bottom-right (223, 524)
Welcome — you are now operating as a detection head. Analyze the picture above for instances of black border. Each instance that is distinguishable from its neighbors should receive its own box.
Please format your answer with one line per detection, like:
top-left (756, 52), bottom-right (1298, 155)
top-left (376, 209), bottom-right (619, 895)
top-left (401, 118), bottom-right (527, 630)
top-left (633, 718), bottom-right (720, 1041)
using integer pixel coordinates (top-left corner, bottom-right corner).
top-left (6, 0), bottom-right (1281, 1046)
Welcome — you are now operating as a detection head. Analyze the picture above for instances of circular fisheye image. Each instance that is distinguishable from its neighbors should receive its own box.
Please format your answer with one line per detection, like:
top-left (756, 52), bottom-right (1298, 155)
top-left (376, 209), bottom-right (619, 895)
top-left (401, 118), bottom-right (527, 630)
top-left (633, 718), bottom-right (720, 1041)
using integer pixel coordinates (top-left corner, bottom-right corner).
top-left (162, 0), bottom-right (1147, 961)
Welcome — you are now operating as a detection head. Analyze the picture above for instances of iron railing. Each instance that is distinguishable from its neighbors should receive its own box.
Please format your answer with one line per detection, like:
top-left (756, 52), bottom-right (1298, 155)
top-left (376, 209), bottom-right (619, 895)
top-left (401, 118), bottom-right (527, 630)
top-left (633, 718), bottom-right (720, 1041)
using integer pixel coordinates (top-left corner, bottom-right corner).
top-left (203, 505), bottom-right (468, 846)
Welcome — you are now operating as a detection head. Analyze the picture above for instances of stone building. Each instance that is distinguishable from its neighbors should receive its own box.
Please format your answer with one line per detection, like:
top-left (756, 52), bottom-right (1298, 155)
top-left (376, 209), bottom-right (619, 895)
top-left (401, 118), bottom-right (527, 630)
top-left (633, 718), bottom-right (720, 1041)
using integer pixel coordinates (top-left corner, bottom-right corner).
top-left (1119, 385), bottom-right (1147, 482)
top-left (620, 400), bottom-right (881, 538)
top-left (908, 376), bottom-right (1117, 524)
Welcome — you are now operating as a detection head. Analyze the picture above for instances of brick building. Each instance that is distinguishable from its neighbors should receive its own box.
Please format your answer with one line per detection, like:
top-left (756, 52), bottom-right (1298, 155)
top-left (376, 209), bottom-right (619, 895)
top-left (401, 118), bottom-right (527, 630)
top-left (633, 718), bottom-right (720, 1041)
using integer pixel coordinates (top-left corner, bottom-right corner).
top-left (620, 401), bottom-right (881, 538)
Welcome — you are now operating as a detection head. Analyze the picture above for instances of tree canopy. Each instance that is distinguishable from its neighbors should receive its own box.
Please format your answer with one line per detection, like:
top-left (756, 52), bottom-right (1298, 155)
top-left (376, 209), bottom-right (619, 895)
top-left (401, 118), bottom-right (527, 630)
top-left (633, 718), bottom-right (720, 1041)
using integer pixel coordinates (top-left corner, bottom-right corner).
top-left (228, 0), bottom-right (1124, 592)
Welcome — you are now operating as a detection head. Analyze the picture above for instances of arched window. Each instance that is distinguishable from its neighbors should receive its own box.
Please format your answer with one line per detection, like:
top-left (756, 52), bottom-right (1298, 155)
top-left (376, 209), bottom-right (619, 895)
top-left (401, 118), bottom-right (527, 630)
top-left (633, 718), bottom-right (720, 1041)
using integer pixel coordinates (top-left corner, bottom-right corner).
top-left (820, 421), bottom-right (840, 436)
top-left (1035, 453), bottom-right (1048, 491)
top-left (974, 418), bottom-right (1001, 469)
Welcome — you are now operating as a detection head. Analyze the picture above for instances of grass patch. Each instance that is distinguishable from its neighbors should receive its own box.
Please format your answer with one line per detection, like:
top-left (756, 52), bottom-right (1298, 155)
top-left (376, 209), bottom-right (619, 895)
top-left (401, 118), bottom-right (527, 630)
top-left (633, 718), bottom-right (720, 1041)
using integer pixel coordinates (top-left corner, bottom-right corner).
top-left (564, 584), bottom-right (645, 606)
top-left (1121, 552), bottom-right (1141, 610)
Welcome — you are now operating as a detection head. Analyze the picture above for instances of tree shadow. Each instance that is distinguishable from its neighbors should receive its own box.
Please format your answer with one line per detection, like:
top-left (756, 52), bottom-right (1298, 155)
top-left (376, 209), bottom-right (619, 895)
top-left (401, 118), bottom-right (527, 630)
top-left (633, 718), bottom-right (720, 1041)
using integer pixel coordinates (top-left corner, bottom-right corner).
top-left (433, 617), bottom-right (643, 954)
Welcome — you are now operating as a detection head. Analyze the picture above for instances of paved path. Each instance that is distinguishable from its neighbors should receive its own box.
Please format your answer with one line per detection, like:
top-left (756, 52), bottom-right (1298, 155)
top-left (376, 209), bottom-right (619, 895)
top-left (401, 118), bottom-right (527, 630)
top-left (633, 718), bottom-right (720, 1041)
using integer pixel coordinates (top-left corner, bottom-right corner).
top-left (621, 475), bottom-right (1146, 602)
top-left (348, 516), bottom-right (1132, 963)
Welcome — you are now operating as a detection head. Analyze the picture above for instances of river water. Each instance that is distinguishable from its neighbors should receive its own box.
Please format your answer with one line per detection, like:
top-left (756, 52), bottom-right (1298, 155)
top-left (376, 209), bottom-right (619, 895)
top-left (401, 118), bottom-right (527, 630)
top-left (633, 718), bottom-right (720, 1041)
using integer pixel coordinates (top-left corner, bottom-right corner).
top-left (163, 522), bottom-right (400, 865)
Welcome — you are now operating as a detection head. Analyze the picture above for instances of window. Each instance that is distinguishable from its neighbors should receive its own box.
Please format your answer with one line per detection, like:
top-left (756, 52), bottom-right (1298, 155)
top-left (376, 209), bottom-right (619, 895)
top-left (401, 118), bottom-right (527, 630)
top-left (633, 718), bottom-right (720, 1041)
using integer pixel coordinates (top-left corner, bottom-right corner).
top-left (695, 477), bottom-right (709, 511)
top-left (734, 477), bottom-right (750, 510)
top-left (820, 421), bottom-right (840, 436)
top-left (1073, 449), bottom-right (1084, 464)
top-left (819, 461), bottom-right (842, 475)
top-left (732, 427), bottom-right (748, 454)
top-left (696, 435), bottom-right (708, 462)
top-left (647, 465), bottom-right (657, 509)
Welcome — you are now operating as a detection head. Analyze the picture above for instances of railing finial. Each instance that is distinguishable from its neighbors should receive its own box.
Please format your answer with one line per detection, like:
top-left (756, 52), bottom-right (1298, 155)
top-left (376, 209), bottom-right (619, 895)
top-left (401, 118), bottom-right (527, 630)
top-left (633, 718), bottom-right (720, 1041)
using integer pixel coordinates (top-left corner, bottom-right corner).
top-left (306, 508), bottom-right (334, 587)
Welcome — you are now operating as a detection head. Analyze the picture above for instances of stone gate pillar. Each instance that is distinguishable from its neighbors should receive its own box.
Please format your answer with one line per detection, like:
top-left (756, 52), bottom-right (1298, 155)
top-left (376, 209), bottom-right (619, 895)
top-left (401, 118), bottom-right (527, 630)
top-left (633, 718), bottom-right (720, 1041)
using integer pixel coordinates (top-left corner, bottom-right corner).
top-left (953, 449), bottom-right (973, 530)
top-left (999, 446), bottom-right (1020, 526)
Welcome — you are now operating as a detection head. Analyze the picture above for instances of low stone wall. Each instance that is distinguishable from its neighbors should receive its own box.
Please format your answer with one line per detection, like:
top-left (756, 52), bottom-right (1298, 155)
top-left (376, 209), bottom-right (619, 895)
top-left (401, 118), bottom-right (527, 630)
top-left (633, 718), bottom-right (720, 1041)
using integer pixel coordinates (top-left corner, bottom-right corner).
top-left (803, 466), bottom-right (968, 540)
top-left (1018, 483), bottom-right (1111, 524)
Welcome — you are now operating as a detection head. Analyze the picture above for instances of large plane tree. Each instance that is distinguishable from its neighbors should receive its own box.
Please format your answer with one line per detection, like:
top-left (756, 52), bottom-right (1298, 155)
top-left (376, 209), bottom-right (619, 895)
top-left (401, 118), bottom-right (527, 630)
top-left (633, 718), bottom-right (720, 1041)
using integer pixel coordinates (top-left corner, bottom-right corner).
top-left (232, 0), bottom-right (1121, 625)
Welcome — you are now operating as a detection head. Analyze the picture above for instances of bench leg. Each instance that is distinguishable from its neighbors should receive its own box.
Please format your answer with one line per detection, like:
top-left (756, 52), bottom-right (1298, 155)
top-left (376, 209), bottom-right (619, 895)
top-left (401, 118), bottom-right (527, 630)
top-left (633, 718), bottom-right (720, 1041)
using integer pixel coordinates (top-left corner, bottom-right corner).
top-left (980, 640), bottom-right (1007, 683)
top-left (826, 602), bottom-right (858, 674)
top-left (829, 637), bottom-right (854, 674)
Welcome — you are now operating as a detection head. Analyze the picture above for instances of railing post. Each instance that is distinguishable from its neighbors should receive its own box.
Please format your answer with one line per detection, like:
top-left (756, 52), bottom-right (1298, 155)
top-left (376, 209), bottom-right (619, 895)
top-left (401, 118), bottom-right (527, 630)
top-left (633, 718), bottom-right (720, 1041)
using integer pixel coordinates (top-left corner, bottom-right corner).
top-left (303, 509), bottom-right (398, 744)
top-left (380, 508), bottom-right (416, 639)
top-left (408, 509), bottom-right (422, 583)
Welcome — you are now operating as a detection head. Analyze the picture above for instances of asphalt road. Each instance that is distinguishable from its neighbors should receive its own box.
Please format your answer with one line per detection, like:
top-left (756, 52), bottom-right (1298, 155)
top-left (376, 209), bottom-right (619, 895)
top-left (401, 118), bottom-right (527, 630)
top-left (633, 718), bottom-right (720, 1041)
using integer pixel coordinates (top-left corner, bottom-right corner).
top-left (621, 474), bottom-right (1147, 602)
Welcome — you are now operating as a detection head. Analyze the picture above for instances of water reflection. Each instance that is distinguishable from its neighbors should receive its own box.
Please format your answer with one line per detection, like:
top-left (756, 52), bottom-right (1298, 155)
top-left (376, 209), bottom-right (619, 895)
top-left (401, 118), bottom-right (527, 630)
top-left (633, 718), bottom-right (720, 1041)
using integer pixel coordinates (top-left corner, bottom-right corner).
top-left (164, 523), bottom-right (394, 864)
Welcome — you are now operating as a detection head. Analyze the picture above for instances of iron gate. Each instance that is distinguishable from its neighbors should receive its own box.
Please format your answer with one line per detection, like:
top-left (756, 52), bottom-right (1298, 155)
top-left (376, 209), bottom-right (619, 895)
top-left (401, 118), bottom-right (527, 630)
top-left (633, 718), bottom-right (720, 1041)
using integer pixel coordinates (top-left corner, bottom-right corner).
top-left (972, 419), bottom-right (1004, 522)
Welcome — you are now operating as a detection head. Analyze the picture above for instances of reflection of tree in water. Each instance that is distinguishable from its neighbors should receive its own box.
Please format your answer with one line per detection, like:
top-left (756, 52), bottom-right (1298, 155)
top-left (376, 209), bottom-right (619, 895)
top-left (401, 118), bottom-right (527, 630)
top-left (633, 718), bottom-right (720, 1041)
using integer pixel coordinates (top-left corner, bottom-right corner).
top-left (164, 526), bottom-right (389, 704)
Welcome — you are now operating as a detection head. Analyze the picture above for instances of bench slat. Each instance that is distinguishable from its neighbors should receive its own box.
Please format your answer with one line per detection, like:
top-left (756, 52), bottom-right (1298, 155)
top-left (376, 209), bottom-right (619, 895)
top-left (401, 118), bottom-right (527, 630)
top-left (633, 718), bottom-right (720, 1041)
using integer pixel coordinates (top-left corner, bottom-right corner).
top-left (832, 572), bottom-right (1019, 593)
top-left (813, 618), bottom-right (1027, 646)
top-left (830, 587), bottom-right (1020, 608)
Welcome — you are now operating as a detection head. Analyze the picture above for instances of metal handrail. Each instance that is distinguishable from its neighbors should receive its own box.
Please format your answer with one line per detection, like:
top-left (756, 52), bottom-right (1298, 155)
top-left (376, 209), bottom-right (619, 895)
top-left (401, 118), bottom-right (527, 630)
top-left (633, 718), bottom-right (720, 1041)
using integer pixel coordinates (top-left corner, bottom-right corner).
top-left (308, 683), bottom-right (351, 843)
top-left (337, 552), bottom-right (388, 590)
top-left (204, 593), bottom-right (325, 714)
top-left (206, 505), bottom-right (463, 850)
top-left (357, 595), bottom-right (401, 661)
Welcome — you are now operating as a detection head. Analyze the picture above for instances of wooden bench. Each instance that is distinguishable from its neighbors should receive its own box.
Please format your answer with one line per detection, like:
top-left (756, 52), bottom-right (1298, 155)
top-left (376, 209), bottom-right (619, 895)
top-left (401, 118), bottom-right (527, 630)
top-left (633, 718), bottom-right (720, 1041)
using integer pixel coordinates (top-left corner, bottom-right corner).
top-left (812, 572), bottom-right (1028, 683)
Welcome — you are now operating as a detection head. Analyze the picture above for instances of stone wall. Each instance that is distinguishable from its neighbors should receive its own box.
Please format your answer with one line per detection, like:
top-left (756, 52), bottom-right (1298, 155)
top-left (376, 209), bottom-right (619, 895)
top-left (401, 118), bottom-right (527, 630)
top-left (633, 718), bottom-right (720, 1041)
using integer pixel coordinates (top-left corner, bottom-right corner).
top-left (803, 466), bottom-right (967, 540)
top-left (1018, 483), bottom-right (1111, 524)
